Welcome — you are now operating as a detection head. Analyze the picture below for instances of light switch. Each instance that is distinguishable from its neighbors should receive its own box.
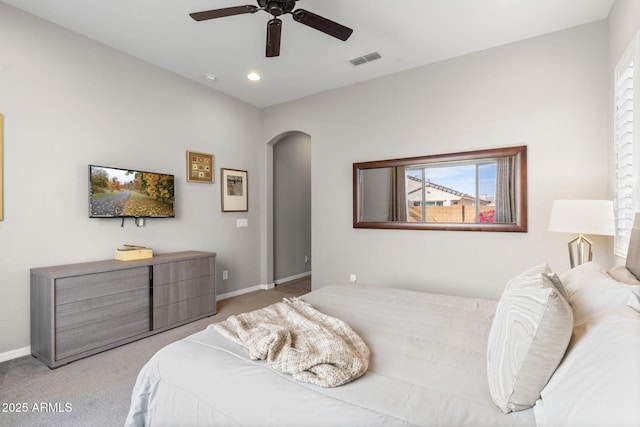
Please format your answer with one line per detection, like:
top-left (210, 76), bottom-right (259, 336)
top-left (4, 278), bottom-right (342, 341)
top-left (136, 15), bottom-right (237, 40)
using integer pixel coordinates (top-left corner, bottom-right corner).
top-left (236, 218), bottom-right (248, 228)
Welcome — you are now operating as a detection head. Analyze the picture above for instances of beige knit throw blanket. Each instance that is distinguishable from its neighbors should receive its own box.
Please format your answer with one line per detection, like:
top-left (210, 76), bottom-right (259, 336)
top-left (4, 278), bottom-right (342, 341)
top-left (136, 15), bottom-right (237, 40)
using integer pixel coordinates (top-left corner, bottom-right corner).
top-left (209, 298), bottom-right (370, 387)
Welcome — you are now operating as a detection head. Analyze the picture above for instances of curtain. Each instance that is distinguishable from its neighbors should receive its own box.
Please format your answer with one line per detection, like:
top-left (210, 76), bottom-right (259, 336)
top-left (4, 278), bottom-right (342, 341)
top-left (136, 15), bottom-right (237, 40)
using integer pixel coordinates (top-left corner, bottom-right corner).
top-left (495, 157), bottom-right (516, 223)
top-left (389, 166), bottom-right (407, 221)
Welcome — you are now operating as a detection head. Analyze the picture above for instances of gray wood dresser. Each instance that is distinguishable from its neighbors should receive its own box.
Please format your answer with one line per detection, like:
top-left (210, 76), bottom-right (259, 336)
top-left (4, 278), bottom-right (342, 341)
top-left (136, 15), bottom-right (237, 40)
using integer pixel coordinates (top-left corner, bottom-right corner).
top-left (30, 251), bottom-right (216, 368)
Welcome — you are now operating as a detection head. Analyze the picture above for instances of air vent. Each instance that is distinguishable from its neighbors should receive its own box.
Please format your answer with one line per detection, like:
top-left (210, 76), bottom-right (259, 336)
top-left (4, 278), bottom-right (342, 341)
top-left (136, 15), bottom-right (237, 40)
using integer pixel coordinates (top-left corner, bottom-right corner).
top-left (349, 51), bottom-right (382, 66)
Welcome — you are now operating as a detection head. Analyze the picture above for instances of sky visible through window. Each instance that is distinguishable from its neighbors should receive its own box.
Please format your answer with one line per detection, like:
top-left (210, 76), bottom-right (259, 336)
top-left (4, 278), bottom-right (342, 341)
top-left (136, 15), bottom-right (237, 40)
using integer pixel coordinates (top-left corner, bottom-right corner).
top-left (408, 163), bottom-right (497, 197)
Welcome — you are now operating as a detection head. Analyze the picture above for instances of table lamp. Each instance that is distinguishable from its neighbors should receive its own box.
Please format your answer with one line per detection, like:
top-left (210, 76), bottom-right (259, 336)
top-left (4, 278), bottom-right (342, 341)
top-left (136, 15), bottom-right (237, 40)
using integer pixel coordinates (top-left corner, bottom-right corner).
top-left (548, 200), bottom-right (615, 268)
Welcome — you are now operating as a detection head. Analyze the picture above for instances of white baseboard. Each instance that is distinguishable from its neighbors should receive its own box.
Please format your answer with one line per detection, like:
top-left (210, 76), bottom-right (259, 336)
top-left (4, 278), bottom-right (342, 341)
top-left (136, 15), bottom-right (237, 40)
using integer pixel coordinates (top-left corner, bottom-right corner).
top-left (274, 271), bottom-right (311, 285)
top-left (217, 283), bottom-right (275, 301)
top-left (0, 346), bottom-right (31, 363)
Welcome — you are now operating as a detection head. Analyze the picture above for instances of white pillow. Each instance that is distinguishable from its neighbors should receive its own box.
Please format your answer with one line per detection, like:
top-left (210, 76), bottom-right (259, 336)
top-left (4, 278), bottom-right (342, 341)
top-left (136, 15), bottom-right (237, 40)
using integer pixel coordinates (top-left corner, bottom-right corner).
top-left (487, 264), bottom-right (573, 413)
top-left (546, 272), bottom-right (569, 301)
top-left (504, 263), bottom-right (569, 300)
top-left (559, 262), bottom-right (640, 323)
top-left (607, 265), bottom-right (640, 286)
top-left (534, 307), bottom-right (640, 427)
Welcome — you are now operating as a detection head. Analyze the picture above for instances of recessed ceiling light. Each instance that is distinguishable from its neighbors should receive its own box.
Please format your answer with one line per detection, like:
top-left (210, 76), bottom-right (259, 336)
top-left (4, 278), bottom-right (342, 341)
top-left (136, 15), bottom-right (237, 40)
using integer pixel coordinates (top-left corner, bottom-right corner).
top-left (247, 72), bottom-right (261, 81)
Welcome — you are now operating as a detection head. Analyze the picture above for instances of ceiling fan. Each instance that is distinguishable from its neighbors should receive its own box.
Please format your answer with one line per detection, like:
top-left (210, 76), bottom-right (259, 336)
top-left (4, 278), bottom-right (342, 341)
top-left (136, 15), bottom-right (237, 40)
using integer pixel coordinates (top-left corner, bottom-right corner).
top-left (189, 0), bottom-right (353, 57)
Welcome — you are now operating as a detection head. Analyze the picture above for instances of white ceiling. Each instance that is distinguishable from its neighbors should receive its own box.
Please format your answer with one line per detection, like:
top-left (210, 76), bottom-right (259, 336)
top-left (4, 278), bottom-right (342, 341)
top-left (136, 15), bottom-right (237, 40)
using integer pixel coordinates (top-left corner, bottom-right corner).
top-left (3, 0), bottom-right (614, 108)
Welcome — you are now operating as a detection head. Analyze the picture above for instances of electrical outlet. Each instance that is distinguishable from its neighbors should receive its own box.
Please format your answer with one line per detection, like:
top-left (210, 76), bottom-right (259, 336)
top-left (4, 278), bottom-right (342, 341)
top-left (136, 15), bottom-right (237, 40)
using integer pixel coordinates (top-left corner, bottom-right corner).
top-left (349, 274), bottom-right (357, 283)
top-left (222, 270), bottom-right (229, 280)
top-left (304, 255), bottom-right (310, 264)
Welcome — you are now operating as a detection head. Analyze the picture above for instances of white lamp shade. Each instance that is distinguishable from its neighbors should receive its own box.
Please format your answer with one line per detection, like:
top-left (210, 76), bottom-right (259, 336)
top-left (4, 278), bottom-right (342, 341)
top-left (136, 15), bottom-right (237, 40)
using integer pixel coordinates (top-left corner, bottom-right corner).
top-left (548, 200), bottom-right (615, 236)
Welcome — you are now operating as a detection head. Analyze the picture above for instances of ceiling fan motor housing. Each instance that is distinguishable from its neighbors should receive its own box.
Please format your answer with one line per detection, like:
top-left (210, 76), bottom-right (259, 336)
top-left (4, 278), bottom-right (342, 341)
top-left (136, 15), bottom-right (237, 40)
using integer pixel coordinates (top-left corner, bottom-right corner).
top-left (258, 0), bottom-right (297, 16)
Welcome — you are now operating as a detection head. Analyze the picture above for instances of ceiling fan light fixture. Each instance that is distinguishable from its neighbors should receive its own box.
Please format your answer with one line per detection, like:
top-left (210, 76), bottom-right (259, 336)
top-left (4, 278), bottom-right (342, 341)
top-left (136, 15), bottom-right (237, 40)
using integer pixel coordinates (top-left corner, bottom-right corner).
top-left (247, 72), bottom-right (261, 81)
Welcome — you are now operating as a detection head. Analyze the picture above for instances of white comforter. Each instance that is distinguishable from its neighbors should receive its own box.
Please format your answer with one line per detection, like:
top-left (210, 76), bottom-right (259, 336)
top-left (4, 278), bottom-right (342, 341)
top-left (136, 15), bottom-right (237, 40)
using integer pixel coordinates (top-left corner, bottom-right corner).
top-left (125, 283), bottom-right (536, 427)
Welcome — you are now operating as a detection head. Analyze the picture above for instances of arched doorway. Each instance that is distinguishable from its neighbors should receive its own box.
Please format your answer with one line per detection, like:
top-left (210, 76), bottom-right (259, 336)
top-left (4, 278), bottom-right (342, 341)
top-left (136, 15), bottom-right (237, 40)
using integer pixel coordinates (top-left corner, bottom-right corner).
top-left (267, 131), bottom-right (311, 287)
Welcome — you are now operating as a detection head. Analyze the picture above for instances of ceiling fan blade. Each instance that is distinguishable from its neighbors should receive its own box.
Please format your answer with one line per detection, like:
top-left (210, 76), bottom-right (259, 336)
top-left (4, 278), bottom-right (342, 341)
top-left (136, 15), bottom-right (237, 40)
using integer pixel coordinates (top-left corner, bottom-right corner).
top-left (292, 9), bottom-right (353, 41)
top-left (266, 18), bottom-right (282, 57)
top-left (190, 5), bottom-right (258, 22)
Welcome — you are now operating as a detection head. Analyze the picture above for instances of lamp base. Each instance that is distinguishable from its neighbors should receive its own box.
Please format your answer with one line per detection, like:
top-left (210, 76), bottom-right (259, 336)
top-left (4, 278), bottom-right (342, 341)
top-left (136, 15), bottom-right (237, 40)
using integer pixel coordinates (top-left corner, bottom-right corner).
top-left (568, 233), bottom-right (593, 268)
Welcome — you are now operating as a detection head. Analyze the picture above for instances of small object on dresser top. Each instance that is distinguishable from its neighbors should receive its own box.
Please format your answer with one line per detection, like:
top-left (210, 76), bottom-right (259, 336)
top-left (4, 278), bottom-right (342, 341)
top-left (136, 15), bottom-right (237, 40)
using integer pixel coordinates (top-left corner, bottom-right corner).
top-left (115, 245), bottom-right (153, 261)
top-left (120, 244), bottom-right (150, 251)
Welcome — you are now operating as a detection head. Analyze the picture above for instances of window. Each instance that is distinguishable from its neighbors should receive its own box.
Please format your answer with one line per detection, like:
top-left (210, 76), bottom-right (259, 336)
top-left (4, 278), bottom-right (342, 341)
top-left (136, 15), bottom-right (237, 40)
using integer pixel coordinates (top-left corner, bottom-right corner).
top-left (353, 145), bottom-right (527, 232)
top-left (406, 160), bottom-right (498, 224)
top-left (614, 32), bottom-right (640, 258)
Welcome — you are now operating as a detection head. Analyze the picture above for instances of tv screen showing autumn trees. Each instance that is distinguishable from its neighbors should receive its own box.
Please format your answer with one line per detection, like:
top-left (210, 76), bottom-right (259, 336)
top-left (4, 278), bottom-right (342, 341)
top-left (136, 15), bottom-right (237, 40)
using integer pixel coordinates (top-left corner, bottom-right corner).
top-left (90, 166), bottom-right (175, 218)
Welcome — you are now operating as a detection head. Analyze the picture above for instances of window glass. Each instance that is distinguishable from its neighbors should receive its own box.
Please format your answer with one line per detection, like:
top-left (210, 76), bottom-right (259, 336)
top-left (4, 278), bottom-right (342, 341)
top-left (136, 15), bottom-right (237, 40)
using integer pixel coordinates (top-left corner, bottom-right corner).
top-left (406, 160), bottom-right (497, 223)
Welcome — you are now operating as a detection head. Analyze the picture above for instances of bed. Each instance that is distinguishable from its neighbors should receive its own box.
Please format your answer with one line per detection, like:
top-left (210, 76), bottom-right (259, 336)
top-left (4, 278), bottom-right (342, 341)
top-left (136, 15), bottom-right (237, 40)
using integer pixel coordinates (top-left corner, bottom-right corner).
top-left (126, 222), bottom-right (640, 427)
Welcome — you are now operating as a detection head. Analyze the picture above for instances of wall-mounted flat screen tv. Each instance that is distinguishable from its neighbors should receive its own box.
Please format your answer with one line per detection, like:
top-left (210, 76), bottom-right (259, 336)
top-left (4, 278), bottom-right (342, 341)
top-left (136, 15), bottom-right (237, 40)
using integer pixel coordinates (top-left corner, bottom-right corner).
top-left (89, 165), bottom-right (175, 218)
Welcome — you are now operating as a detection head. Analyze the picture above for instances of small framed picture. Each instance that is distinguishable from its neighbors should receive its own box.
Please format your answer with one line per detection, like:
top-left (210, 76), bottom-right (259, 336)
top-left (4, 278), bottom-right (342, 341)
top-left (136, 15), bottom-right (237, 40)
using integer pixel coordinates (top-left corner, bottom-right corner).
top-left (186, 150), bottom-right (214, 183)
top-left (221, 168), bottom-right (248, 212)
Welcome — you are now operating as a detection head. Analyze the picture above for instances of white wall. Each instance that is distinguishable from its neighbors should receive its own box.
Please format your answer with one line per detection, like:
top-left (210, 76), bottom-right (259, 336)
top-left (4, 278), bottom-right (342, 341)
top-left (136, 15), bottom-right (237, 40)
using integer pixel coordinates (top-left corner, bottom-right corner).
top-left (262, 21), bottom-right (613, 299)
top-left (0, 3), bottom-right (262, 354)
top-left (608, 0), bottom-right (640, 63)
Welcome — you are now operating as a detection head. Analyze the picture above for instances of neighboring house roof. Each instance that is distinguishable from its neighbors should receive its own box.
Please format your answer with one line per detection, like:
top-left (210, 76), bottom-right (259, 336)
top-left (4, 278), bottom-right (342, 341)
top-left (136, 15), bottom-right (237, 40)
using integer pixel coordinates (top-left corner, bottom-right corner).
top-left (406, 175), bottom-right (491, 205)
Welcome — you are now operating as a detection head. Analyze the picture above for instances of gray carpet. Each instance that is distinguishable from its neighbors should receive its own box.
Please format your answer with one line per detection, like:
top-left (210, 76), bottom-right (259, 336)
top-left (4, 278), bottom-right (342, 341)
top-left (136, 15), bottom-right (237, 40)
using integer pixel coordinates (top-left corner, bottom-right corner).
top-left (0, 279), bottom-right (310, 427)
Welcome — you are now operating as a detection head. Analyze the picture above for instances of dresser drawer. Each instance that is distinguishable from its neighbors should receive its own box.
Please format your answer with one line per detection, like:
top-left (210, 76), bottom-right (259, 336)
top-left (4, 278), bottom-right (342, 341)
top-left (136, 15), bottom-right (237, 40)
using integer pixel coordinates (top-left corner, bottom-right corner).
top-left (56, 288), bottom-right (150, 332)
top-left (153, 257), bottom-right (214, 286)
top-left (153, 293), bottom-right (216, 330)
top-left (153, 276), bottom-right (214, 308)
top-left (56, 267), bottom-right (149, 305)
top-left (56, 310), bottom-right (150, 360)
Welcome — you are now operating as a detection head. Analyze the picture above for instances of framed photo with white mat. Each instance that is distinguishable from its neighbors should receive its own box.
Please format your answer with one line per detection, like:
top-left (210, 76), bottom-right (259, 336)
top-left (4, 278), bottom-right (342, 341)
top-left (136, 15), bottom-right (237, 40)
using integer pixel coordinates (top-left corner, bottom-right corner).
top-left (221, 168), bottom-right (248, 212)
